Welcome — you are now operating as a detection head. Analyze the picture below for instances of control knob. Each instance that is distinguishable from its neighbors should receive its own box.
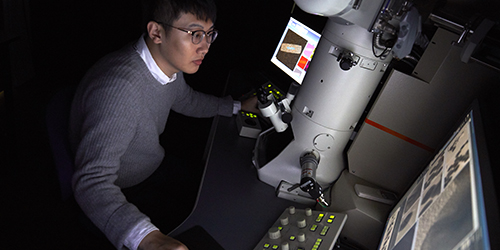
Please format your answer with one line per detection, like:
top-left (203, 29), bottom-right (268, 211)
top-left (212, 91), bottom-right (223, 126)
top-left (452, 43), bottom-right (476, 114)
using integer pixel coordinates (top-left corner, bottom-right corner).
top-left (268, 227), bottom-right (281, 240)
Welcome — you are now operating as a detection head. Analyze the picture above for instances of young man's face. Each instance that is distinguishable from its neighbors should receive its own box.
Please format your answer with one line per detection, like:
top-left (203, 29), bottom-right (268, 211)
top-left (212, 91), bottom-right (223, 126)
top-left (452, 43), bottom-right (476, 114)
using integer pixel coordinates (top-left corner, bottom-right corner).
top-left (157, 13), bottom-right (214, 77)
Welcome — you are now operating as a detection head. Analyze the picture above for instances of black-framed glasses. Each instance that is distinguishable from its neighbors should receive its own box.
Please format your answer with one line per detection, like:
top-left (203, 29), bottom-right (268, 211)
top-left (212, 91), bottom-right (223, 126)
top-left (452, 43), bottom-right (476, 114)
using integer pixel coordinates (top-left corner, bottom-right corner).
top-left (157, 21), bottom-right (218, 45)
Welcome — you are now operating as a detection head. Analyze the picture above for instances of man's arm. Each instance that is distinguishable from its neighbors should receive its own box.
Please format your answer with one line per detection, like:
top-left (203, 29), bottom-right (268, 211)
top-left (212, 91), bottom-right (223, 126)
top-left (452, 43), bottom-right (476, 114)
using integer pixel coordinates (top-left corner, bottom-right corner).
top-left (170, 73), bottom-right (233, 118)
top-left (71, 79), bottom-right (159, 249)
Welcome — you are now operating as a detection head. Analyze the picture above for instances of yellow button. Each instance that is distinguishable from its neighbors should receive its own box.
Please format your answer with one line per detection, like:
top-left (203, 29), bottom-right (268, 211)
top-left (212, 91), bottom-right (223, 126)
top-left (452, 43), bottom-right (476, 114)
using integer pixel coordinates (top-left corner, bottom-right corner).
top-left (316, 213), bottom-right (325, 222)
top-left (321, 226), bottom-right (330, 236)
top-left (315, 238), bottom-right (323, 246)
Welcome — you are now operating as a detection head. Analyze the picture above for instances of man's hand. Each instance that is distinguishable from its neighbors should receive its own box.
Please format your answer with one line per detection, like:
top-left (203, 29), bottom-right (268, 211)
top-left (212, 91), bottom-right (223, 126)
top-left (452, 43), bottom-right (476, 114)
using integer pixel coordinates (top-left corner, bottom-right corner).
top-left (241, 95), bottom-right (260, 114)
top-left (138, 230), bottom-right (188, 250)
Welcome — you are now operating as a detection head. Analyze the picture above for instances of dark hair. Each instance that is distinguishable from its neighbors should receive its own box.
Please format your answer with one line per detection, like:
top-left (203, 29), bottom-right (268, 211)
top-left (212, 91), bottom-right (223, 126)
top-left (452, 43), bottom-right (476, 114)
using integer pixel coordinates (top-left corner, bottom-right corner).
top-left (143, 0), bottom-right (217, 33)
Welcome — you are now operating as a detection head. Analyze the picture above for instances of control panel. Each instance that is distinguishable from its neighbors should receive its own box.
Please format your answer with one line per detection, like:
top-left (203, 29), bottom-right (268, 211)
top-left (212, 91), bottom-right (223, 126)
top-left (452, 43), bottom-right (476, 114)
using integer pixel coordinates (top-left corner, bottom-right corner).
top-left (259, 81), bottom-right (285, 102)
top-left (236, 110), bottom-right (262, 138)
top-left (253, 207), bottom-right (347, 250)
top-left (237, 81), bottom-right (285, 138)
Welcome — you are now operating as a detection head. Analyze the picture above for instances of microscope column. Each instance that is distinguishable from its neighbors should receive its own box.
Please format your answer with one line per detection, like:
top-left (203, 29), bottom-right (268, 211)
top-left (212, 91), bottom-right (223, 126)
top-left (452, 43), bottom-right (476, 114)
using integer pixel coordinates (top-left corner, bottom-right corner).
top-left (290, 18), bottom-right (392, 186)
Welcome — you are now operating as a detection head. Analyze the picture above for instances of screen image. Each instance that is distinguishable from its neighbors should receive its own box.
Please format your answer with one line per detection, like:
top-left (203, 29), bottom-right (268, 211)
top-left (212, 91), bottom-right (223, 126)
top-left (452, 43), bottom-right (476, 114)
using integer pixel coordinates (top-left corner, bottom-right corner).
top-left (271, 17), bottom-right (321, 84)
top-left (378, 103), bottom-right (496, 250)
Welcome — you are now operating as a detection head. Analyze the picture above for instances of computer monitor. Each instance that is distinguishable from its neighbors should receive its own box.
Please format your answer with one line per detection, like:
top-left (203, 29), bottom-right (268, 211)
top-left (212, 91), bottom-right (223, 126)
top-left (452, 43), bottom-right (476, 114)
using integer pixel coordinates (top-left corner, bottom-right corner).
top-left (270, 17), bottom-right (321, 85)
top-left (378, 101), bottom-right (499, 250)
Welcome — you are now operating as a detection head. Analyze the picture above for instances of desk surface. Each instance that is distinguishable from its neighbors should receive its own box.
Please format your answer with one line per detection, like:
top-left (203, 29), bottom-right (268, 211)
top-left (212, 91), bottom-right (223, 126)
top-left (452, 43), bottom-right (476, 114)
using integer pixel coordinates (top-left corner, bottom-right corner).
top-left (169, 115), bottom-right (309, 250)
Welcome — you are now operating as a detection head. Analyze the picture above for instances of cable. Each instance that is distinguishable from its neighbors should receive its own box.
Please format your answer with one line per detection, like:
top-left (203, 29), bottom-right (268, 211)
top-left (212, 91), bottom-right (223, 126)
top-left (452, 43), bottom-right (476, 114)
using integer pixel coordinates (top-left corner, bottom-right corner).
top-left (372, 33), bottom-right (391, 59)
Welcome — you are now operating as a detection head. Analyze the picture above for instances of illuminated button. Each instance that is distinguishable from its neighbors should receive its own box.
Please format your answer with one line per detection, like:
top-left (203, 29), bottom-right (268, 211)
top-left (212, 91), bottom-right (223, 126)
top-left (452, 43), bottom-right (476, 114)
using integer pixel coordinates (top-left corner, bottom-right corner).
top-left (312, 238), bottom-right (322, 250)
top-left (263, 243), bottom-right (270, 248)
top-left (289, 235), bottom-right (296, 241)
top-left (316, 213), bottom-right (325, 223)
top-left (310, 224), bottom-right (318, 232)
top-left (320, 226), bottom-right (330, 236)
top-left (327, 215), bottom-right (335, 223)
top-left (272, 245), bottom-right (279, 250)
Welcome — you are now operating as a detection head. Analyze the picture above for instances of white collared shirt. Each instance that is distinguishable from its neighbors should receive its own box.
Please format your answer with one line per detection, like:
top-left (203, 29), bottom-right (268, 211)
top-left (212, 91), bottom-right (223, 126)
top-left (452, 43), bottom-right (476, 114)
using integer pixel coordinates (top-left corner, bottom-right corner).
top-left (134, 34), bottom-right (177, 85)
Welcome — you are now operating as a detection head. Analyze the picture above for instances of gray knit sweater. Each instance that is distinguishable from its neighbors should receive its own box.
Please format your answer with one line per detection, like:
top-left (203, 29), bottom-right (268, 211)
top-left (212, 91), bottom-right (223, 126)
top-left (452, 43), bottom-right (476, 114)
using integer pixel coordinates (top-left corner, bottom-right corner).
top-left (69, 44), bottom-right (233, 249)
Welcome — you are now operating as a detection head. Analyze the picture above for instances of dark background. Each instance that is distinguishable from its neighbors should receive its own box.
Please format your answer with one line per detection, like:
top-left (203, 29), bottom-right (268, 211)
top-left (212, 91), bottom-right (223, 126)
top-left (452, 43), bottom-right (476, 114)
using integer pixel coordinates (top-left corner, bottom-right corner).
top-left (2, 0), bottom-right (500, 249)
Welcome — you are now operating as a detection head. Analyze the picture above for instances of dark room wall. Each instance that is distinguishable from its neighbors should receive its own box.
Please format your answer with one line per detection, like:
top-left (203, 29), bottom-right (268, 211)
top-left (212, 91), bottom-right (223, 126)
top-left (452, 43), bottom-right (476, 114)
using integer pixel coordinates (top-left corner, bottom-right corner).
top-left (26, 0), bottom-right (300, 96)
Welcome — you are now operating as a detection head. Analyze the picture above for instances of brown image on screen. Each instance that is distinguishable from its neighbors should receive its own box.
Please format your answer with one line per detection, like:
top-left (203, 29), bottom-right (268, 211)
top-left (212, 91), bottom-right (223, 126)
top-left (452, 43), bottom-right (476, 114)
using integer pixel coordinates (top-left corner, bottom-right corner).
top-left (276, 29), bottom-right (308, 71)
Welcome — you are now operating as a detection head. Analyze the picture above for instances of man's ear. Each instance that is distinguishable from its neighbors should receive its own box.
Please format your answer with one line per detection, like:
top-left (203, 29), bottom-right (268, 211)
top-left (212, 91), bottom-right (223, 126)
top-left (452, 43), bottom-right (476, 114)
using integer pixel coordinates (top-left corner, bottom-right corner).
top-left (147, 21), bottom-right (163, 44)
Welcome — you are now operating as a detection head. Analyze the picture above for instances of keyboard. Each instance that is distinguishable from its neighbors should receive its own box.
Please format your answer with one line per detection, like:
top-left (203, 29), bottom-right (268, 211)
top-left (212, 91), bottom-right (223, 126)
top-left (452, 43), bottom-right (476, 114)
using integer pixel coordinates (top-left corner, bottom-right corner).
top-left (253, 206), bottom-right (347, 250)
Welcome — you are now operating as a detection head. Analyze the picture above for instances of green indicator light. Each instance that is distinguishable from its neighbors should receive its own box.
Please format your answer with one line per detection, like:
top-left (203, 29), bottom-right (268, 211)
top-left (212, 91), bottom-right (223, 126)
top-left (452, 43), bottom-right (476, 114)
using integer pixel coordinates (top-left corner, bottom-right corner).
top-left (316, 213), bottom-right (324, 222)
top-left (321, 226), bottom-right (329, 236)
top-left (290, 235), bottom-right (296, 241)
top-left (310, 224), bottom-right (317, 231)
top-left (315, 239), bottom-right (322, 247)
top-left (272, 245), bottom-right (279, 249)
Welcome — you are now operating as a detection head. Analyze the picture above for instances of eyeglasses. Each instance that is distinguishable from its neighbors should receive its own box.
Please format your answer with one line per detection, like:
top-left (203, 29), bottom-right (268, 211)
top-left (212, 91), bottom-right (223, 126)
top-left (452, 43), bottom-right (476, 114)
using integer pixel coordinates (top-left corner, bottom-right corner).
top-left (157, 22), bottom-right (218, 45)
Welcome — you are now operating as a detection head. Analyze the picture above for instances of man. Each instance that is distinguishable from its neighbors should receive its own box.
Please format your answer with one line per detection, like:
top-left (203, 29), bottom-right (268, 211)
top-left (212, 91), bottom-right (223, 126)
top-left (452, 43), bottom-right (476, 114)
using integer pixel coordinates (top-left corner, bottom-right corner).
top-left (69, 0), bottom-right (257, 249)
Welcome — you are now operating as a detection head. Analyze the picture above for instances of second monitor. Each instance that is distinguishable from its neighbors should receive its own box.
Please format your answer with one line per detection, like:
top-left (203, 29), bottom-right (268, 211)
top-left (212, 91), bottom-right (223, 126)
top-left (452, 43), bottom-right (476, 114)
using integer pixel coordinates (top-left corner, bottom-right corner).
top-left (270, 17), bottom-right (321, 85)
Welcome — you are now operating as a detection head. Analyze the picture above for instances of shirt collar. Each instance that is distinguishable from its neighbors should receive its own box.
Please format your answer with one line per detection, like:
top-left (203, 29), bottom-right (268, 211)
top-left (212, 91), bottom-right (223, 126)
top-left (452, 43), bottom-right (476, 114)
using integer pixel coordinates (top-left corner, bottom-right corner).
top-left (134, 34), bottom-right (177, 85)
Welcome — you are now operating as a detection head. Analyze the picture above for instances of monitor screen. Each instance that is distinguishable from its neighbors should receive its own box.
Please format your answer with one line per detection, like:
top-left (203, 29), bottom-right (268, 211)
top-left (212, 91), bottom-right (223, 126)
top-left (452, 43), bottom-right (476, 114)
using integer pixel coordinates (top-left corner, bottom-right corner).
top-left (270, 17), bottom-right (321, 85)
top-left (378, 101), bottom-right (499, 250)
